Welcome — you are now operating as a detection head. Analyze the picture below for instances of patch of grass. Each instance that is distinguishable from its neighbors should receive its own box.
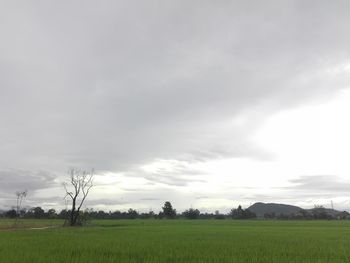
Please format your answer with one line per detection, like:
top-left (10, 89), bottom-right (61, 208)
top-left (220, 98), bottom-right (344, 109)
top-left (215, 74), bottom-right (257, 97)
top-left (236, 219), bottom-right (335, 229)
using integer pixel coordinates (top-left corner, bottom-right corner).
top-left (0, 220), bottom-right (349, 262)
top-left (0, 219), bottom-right (64, 230)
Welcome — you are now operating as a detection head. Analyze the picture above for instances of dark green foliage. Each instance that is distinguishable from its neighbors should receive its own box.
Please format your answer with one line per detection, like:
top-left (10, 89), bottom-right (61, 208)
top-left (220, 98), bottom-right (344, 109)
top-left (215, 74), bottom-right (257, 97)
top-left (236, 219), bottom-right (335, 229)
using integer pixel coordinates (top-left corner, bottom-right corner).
top-left (139, 211), bottom-right (155, 219)
top-left (5, 209), bottom-right (17, 218)
top-left (58, 209), bottom-right (69, 219)
top-left (47, 209), bottom-right (57, 219)
top-left (126, 209), bottom-right (138, 219)
top-left (230, 205), bottom-right (256, 219)
top-left (183, 208), bottom-right (200, 219)
top-left (162, 201), bottom-right (176, 219)
top-left (1, 202), bottom-right (348, 221)
top-left (32, 207), bottom-right (45, 219)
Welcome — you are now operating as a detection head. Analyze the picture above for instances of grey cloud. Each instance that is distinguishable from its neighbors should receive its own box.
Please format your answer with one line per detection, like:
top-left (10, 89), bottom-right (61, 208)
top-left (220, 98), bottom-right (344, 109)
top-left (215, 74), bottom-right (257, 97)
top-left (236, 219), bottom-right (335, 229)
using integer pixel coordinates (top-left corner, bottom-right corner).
top-left (0, 171), bottom-right (59, 209)
top-left (240, 190), bottom-right (350, 211)
top-left (1, 1), bottom-right (350, 207)
top-left (287, 175), bottom-right (350, 193)
top-left (195, 196), bottom-right (210, 200)
top-left (84, 198), bottom-right (129, 207)
top-left (1, 1), bottom-right (350, 174)
top-left (0, 169), bottom-right (57, 196)
top-left (22, 196), bottom-right (64, 209)
top-left (140, 198), bottom-right (161, 201)
top-left (119, 187), bottom-right (145, 192)
top-left (242, 175), bottom-right (350, 205)
top-left (86, 188), bottom-right (189, 212)
top-left (141, 175), bottom-right (204, 187)
top-left (125, 162), bottom-right (207, 186)
top-left (241, 193), bottom-right (334, 202)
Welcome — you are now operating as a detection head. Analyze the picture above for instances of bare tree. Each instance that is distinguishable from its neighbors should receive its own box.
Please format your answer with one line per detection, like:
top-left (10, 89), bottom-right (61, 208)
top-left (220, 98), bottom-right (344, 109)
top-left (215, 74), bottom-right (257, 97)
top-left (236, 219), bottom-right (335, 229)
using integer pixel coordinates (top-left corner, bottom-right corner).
top-left (63, 168), bottom-right (94, 226)
top-left (15, 190), bottom-right (27, 219)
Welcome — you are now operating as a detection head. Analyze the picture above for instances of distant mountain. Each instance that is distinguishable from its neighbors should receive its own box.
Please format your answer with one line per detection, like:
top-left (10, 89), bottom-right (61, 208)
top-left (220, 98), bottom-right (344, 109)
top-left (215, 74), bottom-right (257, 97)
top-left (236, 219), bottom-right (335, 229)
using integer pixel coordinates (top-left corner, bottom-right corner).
top-left (248, 202), bottom-right (302, 217)
top-left (247, 202), bottom-right (350, 219)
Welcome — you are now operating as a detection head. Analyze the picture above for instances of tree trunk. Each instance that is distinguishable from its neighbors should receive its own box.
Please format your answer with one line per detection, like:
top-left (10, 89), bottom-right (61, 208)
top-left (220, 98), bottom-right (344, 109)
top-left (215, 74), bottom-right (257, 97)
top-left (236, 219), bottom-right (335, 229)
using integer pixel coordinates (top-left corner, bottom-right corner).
top-left (70, 198), bottom-right (76, 226)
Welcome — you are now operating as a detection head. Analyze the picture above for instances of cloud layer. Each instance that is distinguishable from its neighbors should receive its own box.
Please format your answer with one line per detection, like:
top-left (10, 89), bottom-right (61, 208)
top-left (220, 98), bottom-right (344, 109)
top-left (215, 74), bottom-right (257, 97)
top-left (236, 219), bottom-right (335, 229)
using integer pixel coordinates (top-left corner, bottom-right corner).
top-left (1, 1), bottom-right (350, 210)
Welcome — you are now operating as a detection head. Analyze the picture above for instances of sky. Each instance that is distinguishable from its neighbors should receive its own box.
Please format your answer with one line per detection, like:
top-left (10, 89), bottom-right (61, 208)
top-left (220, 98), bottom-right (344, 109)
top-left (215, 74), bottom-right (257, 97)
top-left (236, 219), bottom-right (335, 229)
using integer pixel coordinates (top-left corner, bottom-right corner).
top-left (1, 0), bottom-right (350, 213)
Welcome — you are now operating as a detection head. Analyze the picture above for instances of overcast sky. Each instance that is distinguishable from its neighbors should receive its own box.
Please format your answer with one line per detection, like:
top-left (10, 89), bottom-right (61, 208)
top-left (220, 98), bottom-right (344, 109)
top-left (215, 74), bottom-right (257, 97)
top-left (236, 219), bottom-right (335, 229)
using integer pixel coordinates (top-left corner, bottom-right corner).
top-left (1, 1), bottom-right (350, 212)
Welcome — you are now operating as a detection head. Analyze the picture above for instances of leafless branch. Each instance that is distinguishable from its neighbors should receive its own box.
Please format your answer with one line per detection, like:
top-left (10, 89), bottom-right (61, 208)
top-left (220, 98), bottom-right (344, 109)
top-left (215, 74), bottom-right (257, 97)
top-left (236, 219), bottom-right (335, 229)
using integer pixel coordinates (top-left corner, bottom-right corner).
top-left (63, 168), bottom-right (94, 226)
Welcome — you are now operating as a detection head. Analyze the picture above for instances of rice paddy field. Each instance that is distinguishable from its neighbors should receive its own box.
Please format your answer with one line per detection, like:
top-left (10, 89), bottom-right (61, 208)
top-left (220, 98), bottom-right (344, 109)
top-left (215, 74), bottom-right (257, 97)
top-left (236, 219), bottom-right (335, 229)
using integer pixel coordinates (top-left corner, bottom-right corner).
top-left (1, 219), bottom-right (350, 263)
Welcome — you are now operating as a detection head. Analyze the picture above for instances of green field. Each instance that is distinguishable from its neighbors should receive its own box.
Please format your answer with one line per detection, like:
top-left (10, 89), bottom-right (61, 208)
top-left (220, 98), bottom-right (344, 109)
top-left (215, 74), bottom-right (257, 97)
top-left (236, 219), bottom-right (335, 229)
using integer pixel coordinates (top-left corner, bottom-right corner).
top-left (1, 220), bottom-right (350, 262)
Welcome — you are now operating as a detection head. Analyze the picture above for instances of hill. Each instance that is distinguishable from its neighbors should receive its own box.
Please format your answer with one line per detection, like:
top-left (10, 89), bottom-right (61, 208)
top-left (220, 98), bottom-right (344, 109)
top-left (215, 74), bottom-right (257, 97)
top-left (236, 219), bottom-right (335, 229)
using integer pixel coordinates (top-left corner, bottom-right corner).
top-left (248, 202), bottom-right (302, 218)
top-left (248, 202), bottom-right (350, 219)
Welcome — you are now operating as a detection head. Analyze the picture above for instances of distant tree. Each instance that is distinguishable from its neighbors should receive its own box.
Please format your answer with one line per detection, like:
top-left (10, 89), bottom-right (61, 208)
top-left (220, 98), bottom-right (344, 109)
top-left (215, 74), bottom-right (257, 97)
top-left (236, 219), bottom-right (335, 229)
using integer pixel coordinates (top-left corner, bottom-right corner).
top-left (243, 209), bottom-right (256, 219)
top-left (58, 209), bottom-right (69, 219)
top-left (314, 204), bottom-right (325, 209)
top-left (183, 208), bottom-right (200, 219)
top-left (127, 208), bottom-right (138, 219)
top-left (6, 209), bottom-right (17, 218)
top-left (230, 205), bottom-right (244, 219)
top-left (311, 206), bottom-right (331, 220)
top-left (110, 210), bottom-right (122, 219)
top-left (298, 209), bottom-right (309, 219)
top-left (96, 210), bottom-right (107, 219)
top-left (277, 213), bottom-right (289, 220)
top-left (230, 205), bottom-right (256, 219)
top-left (339, 211), bottom-right (350, 220)
top-left (63, 168), bottom-right (94, 226)
top-left (214, 210), bottom-right (225, 220)
top-left (19, 209), bottom-right (27, 218)
top-left (47, 209), bottom-right (57, 219)
top-left (162, 201), bottom-right (176, 219)
top-left (33, 207), bottom-right (45, 219)
top-left (15, 190), bottom-right (27, 219)
top-left (139, 211), bottom-right (155, 219)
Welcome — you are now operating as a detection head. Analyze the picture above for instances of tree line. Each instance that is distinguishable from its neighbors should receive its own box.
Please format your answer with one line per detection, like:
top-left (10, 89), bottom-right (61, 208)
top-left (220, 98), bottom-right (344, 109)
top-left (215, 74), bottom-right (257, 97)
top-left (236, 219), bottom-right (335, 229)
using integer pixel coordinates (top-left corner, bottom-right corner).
top-left (0, 202), bottom-right (256, 222)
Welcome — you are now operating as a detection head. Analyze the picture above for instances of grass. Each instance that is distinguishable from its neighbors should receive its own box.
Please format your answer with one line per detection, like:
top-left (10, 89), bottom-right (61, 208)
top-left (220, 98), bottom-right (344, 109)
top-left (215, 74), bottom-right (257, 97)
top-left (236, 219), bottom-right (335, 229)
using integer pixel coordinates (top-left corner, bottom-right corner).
top-left (0, 219), bottom-right (350, 262)
top-left (0, 219), bottom-right (63, 230)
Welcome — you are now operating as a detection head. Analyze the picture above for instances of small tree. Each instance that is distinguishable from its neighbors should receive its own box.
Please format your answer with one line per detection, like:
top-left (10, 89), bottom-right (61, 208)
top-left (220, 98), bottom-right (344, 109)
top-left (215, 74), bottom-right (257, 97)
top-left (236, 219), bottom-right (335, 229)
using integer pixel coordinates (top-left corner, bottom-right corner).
top-left (183, 208), bottom-right (200, 219)
top-left (63, 168), bottom-right (94, 226)
top-left (33, 206), bottom-right (45, 219)
top-left (6, 209), bottom-right (17, 218)
top-left (47, 209), bottom-right (57, 219)
top-left (230, 205), bottom-right (244, 219)
top-left (127, 208), bottom-right (138, 219)
top-left (15, 190), bottom-right (27, 220)
top-left (230, 205), bottom-right (256, 219)
top-left (162, 201), bottom-right (176, 219)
